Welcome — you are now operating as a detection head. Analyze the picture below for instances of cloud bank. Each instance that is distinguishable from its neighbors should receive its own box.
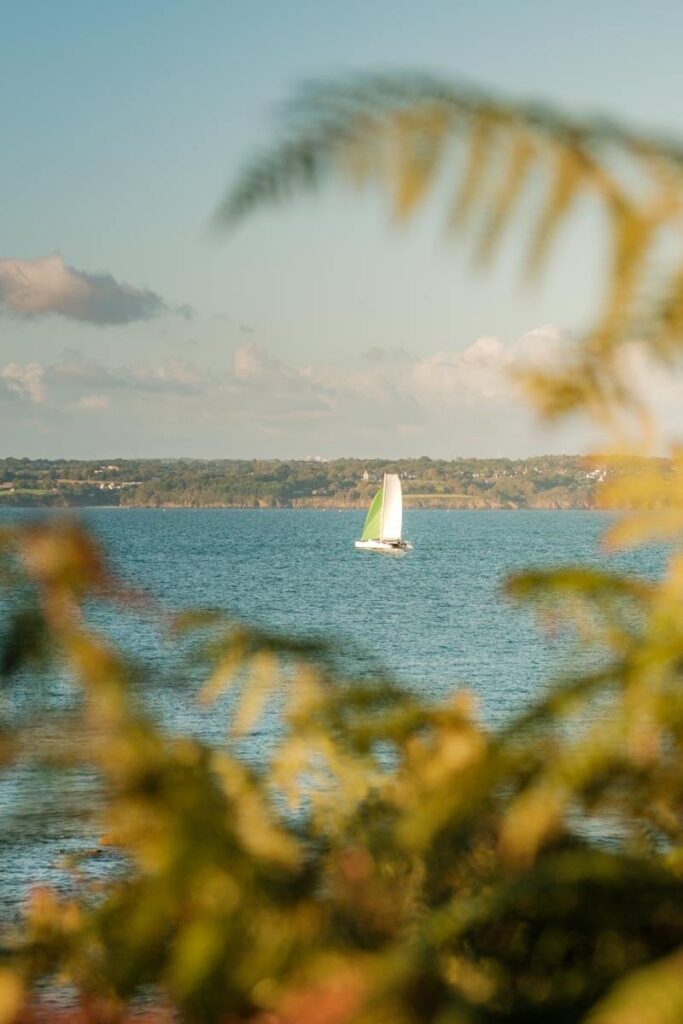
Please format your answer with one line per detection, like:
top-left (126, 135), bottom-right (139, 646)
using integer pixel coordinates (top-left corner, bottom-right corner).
top-left (0, 254), bottom-right (184, 325)
top-left (0, 328), bottom-right (604, 458)
top-left (5, 323), bottom-right (680, 459)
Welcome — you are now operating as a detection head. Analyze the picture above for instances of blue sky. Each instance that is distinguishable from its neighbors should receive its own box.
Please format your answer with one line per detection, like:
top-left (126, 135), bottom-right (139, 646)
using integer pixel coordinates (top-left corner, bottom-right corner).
top-left (3, 0), bottom-right (683, 458)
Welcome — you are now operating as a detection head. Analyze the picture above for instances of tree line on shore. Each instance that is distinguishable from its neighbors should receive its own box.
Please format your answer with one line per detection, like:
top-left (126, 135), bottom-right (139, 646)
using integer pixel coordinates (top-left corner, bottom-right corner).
top-left (0, 455), bottom-right (666, 510)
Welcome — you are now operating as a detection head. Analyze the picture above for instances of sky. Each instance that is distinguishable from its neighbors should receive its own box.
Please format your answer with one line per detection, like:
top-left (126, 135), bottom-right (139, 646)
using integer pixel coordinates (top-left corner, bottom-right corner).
top-left (3, 0), bottom-right (683, 459)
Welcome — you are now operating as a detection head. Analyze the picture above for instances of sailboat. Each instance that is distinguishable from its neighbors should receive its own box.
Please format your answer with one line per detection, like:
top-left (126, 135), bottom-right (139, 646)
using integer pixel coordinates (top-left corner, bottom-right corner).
top-left (355, 473), bottom-right (412, 552)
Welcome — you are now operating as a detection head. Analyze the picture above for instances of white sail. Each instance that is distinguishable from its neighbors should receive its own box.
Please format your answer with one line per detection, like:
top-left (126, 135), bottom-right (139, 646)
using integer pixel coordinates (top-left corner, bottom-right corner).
top-left (380, 474), bottom-right (402, 541)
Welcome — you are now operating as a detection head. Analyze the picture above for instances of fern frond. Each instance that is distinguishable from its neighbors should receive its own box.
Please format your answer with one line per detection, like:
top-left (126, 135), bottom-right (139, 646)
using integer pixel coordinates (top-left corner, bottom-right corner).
top-left (526, 139), bottom-right (587, 279)
top-left (219, 72), bottom-right (683, 422)
top-left (476, 132), bottom-right (535, 264)
top-left (448, 113), bottom-right (496, 229)
top-left (389, 105), bottom-right (452, 217)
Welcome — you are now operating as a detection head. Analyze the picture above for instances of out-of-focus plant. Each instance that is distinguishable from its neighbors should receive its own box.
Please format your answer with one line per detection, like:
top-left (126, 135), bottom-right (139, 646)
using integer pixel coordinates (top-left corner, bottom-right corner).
top-left (5, 517), bottom-right (683, 1024)
top-left (220, 73), bottom-right (683, 438)
top-left (4, 73), bottom-right (683, 1023)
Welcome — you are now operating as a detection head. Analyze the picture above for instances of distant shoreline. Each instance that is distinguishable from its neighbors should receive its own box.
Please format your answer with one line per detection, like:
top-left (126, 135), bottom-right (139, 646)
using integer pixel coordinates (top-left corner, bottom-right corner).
top-left (0, 502), bottom-right (613, 512)
top-left (0, 455), bottom-right (658, 511)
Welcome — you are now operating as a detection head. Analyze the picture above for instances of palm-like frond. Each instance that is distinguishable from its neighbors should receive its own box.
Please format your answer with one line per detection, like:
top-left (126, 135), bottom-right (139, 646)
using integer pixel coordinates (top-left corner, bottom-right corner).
top-left (219, 73), bottom-right (683, 423)
top-left (221, 74), bottom-right (683, 228)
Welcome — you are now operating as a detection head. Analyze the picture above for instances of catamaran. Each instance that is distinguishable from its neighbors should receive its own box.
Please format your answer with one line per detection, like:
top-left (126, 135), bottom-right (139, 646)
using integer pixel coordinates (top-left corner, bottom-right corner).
top-left (355, 473), bottom-right (412, 553)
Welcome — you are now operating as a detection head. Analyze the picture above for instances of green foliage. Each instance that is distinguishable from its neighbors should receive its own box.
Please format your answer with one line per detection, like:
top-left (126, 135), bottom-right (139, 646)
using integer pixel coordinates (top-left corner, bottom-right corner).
top-left (5, 74), bottom-right (683, 1023)
top-left (0, 456), bottom-right (666, 510)
top-left (1, 498), bottom-right (683, 1023)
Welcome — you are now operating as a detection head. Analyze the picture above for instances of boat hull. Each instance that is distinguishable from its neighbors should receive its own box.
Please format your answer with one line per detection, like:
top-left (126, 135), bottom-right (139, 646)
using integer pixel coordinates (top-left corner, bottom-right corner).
top-left (355, 539), bottom-right (413, 553)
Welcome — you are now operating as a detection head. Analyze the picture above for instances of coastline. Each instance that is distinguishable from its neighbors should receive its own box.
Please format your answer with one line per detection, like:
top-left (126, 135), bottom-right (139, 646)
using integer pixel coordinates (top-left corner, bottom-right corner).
top-left (1, 455), bottom-right (646, 511)
top-left (0, 499), bottom-right (608, 511)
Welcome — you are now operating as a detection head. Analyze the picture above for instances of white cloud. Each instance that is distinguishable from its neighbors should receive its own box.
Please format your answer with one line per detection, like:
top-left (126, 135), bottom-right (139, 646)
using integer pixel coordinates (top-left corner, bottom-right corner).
top-left (1, 362), bottom-right (45, 402)
top-left (8, 326), bottom-right (677, 458)
top-left (75, 394), bottom-right (110, 411)
top-left (0, 254), bottom-right (187, 325)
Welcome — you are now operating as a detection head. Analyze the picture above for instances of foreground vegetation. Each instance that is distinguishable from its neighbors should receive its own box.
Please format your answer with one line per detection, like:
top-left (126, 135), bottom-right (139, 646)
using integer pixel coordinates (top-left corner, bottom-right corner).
top-left (5, 68), bottom-right (683, 1022)
top-left (0, 456), bottom-right (661, 509)
top-left (3, 509), bottom-right (683, 1024)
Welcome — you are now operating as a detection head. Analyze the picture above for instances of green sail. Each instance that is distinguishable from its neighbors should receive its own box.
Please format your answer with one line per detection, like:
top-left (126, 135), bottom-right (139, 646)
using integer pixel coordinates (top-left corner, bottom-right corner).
top-left (361, 486), bottom-right (383, 541)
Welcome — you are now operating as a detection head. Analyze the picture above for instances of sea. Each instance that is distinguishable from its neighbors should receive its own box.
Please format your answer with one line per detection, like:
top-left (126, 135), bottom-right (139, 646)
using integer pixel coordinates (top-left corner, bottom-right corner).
top-left (0, 508), bottom-right (666, 916)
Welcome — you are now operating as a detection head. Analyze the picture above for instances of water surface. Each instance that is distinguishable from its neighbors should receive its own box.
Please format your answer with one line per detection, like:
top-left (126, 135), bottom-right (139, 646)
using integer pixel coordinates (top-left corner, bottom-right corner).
top-left (0, 508), bottom-right (663, 913)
